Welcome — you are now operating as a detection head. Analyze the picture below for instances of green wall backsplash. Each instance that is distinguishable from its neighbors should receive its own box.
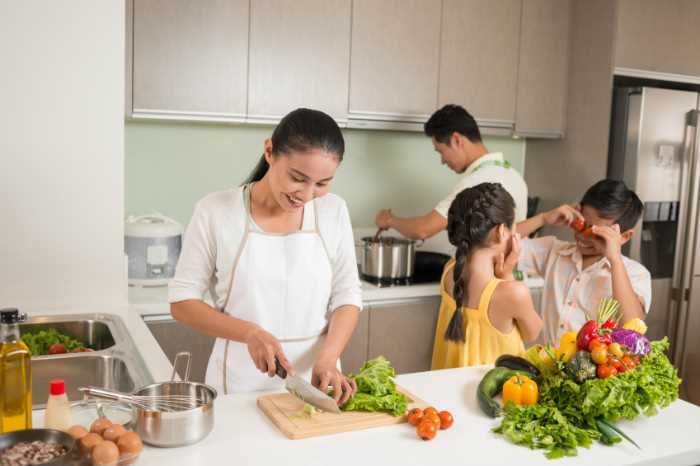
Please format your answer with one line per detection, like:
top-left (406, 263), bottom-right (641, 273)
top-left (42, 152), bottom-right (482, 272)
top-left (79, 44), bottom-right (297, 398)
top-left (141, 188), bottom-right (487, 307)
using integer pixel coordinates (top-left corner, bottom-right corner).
top-left (125, 120), bottom-right (526, 228)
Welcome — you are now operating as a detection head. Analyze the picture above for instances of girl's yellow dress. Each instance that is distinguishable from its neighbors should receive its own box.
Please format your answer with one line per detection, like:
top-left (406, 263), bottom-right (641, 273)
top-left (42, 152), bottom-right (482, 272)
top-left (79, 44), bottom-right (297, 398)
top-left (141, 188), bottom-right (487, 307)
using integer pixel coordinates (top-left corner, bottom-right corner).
top-left (431, 260), bottom-right (525, 369)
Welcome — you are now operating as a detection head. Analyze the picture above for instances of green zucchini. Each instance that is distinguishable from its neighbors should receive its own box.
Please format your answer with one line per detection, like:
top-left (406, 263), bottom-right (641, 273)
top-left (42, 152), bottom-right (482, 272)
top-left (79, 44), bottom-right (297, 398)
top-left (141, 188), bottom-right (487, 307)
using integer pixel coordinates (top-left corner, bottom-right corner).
top-left (477, 367), bottom-right (518, 418)
top-left (596, 418), bottom-right (641, 449)
top-left (494, 354), bottom-right (541, 378)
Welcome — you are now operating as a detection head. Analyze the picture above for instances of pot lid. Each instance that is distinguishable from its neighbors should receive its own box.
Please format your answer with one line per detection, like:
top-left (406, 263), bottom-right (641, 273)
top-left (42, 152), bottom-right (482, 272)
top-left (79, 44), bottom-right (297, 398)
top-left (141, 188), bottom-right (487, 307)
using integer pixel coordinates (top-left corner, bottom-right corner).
top-left (125, 213), bottom-right (183, 238)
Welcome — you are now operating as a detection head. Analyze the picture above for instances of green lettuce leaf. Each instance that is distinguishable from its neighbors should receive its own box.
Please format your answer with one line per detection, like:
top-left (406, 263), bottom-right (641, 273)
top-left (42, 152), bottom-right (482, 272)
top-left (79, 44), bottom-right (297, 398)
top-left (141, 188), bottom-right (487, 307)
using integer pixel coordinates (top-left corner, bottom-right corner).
top-left (342, 356), bottom-right (408, 417)
top-left (21, 328), bottom-right (86, 355)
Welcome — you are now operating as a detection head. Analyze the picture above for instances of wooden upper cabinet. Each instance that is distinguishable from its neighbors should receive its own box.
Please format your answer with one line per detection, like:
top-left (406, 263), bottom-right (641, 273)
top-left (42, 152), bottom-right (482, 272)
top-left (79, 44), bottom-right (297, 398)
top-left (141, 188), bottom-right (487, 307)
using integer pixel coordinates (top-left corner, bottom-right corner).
top-left (615, 0), bottom-right (700, 78)
top-left (132, 0), bottom-right (249, 120)
top-left (248, 0), bottom-right (351, 123)
top-left (439, 0), bottom-right (522, 129)
top-left (349, 0), bottom-right (441, 121)
top-left (515, 0), bottom-right (571, 138)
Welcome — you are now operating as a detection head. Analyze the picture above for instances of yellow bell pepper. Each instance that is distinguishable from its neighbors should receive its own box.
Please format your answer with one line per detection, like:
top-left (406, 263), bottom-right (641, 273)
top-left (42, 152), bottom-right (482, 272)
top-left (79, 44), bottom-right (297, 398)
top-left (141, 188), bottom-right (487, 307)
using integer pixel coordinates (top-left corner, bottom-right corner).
top-left (623, 318), bottom-right (647, 335)
top-left (502, 374), bottom-right (539, 406)
top-left (558, 331), bottom-right (578, 362)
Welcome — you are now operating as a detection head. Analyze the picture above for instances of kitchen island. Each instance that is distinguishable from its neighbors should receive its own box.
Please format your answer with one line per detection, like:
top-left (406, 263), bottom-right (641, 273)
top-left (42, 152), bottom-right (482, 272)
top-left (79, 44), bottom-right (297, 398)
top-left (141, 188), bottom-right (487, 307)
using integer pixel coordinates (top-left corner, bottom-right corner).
top-left (133, 366), bottom-right (700, 466)
top-left (26, 307), bottom-right (700, 466)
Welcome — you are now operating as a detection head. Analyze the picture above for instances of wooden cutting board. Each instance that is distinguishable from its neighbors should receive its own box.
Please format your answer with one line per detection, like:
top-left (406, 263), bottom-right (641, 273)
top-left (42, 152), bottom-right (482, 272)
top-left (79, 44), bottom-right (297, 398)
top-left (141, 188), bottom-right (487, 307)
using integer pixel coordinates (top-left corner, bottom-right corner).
top-left (257, 386), bottom-right (428, 439)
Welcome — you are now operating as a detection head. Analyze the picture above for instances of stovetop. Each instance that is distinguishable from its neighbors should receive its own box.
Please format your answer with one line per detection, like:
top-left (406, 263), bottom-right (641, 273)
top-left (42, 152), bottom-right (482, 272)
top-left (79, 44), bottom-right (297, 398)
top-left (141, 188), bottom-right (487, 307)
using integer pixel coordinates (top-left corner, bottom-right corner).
top-left (358, 251), bottom-right (451, 288)
top-left (360, 273), bottom-right (439, 288)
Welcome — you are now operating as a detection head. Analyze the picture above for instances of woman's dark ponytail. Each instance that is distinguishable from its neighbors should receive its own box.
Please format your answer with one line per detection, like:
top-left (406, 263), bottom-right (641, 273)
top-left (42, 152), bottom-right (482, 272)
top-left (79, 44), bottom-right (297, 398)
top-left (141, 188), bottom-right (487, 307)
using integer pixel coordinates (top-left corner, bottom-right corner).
top-left (246, 155), bottom-right (270, 183)
top-left (244, 108), bottom-right (344, 184)
top-left (444, 183), bottom-right (515, 342)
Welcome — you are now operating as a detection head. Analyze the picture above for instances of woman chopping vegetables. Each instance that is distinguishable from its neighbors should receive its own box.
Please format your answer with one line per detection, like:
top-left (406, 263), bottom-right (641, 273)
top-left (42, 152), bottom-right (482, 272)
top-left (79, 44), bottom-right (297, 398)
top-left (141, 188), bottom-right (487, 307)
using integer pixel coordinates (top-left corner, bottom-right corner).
top-left (169, 109), bottom-right (362, 404)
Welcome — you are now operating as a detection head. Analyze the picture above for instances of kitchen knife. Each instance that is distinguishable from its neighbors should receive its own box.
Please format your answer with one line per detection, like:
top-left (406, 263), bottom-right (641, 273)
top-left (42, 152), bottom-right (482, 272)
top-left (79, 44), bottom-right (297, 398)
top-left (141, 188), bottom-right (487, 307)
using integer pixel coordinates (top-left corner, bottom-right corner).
top-left (274, 358), bottom-right (341, 414)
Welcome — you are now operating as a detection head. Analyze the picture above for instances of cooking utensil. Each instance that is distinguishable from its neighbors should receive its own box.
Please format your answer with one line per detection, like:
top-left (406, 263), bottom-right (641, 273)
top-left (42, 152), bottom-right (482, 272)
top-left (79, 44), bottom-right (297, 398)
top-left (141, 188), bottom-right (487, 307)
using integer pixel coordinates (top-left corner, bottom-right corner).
top-left (78, 386), bottom-right (205, 412)
top-left (372, 228), bottom-right (383, 242)
top-left (0, 429), bottom-right (79, 466)
top-left (359, 236), bottom-right (422, 280)
top-left (81, 352), bottom-right (217, 447)
top-left (274, 358), bottom-right (340, 414)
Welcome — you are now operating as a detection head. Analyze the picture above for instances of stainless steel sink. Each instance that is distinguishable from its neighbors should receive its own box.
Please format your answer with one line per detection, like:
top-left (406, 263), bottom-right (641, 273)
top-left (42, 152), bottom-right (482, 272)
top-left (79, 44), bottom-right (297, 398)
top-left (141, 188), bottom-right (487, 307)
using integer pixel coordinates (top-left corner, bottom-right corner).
top-left (31, 355), bottom-right (136, 404)
top-left (20, 319), bottom-right (116, 351)
top-left (20, 313), bottom-right (153, 409)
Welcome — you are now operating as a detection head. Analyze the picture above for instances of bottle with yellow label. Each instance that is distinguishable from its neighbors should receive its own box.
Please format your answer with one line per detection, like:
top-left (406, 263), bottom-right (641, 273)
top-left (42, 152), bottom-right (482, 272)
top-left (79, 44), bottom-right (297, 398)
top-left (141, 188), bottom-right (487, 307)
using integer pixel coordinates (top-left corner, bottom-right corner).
top-left (0, 308), bottom-right (32, 433)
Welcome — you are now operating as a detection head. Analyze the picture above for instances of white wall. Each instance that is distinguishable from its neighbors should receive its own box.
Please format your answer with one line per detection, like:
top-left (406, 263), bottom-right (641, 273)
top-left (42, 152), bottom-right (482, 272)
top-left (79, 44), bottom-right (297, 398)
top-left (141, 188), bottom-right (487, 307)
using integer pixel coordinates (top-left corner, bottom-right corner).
top-left (0, 1), bottom-right (126, 311)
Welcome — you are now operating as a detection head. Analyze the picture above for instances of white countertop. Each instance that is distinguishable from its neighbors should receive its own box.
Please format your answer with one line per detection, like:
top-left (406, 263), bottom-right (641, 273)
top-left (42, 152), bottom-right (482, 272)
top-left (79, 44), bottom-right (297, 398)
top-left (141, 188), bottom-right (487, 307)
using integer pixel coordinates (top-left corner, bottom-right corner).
top-left (130, 276), bottom-right (544, 317)
top-left (126, 366), bottom-right (700, 466)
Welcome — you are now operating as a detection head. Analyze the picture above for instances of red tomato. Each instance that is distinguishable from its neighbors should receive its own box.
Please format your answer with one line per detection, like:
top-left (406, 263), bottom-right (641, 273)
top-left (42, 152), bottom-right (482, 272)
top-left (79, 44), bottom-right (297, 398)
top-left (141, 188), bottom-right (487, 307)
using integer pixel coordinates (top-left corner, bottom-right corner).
top-left (407, 408), bottom-right (424, 426)
top-left (438, 411), bottom-right (454, 430)
top-left (423, 407), bottom-right (439, 418)
top-left (417, 420), bottom-right (438, 441)
top-left (48, 343), bottom-right (67, 354)
top-left (587, 338), bottom-right (602, 352)
top-left (423, 412), bottom-right (441, 427)
top-left (591, 346), bottom-right (608, 365)
top-left (622, 355), bottom-right (636, 370)
top-left (608, 356), bottom-right (624, 372)
top-left (597, 364), bottom-right (617, 379)
top-left (571, 218), bottom-right (586, 232)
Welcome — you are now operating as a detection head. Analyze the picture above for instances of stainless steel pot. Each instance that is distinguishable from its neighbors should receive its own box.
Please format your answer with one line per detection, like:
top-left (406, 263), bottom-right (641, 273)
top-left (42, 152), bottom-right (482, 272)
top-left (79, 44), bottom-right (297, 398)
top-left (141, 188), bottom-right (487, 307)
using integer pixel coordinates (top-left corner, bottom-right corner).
top-left (81, 352), bottom-right (217, 448)
top-left (359, 236), bottom-right (422, 279)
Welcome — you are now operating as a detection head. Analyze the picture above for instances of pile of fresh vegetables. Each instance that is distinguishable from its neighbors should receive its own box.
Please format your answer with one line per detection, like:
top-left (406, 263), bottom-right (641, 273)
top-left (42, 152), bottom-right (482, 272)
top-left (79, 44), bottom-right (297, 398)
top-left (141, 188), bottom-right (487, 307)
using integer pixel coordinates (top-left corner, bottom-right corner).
top-left (342, 356), bottom-right (408, 417)
top-left (477, 298), bottom-right (681, 459)
top-left (21, 328), bottom-right (92, 356)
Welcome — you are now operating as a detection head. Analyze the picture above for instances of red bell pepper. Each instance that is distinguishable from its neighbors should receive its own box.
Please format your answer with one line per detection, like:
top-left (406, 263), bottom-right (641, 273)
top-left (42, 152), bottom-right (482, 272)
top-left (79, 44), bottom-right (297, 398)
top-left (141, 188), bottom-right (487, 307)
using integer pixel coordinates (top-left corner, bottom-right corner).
top-left (601, 319), bottom-right (616, 330)
top-left (577, 320), bottom-right (599, 350)
top-left (577, 321), bottom-right (613, 351)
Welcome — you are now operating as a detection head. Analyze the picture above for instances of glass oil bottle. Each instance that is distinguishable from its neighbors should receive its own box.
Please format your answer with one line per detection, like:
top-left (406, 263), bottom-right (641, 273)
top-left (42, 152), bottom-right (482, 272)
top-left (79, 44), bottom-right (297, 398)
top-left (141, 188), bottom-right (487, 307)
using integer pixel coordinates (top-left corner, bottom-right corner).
top-left (0, 308), bottom-right (32, 433)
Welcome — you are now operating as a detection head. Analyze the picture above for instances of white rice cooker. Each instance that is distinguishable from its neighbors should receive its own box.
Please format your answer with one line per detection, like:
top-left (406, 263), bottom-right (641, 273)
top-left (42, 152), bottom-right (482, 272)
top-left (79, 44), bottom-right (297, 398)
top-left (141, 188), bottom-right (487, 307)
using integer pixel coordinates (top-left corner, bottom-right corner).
top-left (125, 214), bottom-right (183, 287)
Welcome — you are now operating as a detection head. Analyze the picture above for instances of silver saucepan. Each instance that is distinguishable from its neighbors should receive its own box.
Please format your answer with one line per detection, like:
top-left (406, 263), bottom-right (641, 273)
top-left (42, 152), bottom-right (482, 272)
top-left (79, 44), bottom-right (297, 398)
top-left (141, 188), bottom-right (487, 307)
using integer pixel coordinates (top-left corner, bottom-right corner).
top-left (359, 235), bottom-right (423, 279)
top-left (81, 352), bottom-right (217, 448)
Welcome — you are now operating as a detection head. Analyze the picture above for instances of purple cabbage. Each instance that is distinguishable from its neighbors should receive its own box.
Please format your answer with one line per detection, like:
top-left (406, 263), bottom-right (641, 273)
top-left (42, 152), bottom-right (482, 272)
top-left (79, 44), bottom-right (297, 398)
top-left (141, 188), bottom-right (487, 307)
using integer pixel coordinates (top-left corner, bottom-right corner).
top-left (611, 328), bottom-right (650, 355)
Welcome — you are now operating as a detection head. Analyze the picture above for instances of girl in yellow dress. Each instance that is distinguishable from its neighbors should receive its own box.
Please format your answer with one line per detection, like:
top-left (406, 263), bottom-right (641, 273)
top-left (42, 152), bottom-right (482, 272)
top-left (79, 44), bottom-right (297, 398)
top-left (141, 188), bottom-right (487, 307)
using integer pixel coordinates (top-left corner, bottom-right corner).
top-left (432, 183), bottom-right (543, 369)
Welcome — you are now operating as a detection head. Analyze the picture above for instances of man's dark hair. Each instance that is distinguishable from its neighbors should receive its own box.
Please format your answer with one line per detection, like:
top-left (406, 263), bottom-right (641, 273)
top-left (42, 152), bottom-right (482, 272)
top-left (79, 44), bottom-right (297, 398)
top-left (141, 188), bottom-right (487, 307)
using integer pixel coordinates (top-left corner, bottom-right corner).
top-left (424, 104), bottom-right (482, 145)
top-left (580, 179), bottom-right (644, 231)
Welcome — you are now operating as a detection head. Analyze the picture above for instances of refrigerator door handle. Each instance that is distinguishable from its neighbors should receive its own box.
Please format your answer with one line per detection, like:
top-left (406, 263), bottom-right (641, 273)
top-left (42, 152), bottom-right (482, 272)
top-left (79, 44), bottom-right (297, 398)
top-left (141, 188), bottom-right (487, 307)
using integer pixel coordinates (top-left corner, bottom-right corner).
top-left (670, 110), bottom-right (700, 368)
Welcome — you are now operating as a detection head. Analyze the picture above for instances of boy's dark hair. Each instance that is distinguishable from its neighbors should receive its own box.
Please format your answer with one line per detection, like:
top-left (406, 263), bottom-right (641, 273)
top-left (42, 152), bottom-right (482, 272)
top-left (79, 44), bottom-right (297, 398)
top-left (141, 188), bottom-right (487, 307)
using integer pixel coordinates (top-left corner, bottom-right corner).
top-left (424, 104), bottom-right (482, 145)
top-left (444, 182), bottom-right (515, 342)
top-left (580, 179), bottom-right (644, 231)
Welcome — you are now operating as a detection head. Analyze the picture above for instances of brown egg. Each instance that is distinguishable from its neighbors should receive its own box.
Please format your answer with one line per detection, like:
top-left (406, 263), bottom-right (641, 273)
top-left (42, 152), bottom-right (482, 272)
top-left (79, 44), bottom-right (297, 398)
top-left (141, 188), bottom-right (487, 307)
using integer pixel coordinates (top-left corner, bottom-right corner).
top-left (91, 440), bottom-right (120, 466)
top-left (79, 433), bottom-right (104, 455)
top-left (90, 417), bottom-right (113, 435)
top-left (102, 424), bottom-right (127, 442)
top-left (66, 425), bottom-right (89, 440)
top-left (116, 431), bottom-right (143, 458)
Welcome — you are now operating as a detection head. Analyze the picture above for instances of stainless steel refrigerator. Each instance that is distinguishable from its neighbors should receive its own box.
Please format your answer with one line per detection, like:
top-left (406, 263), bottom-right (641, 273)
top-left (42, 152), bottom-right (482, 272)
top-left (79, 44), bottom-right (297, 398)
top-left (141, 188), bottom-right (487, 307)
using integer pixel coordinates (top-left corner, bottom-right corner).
top-left (608, 86), bottom-right (700, 405)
